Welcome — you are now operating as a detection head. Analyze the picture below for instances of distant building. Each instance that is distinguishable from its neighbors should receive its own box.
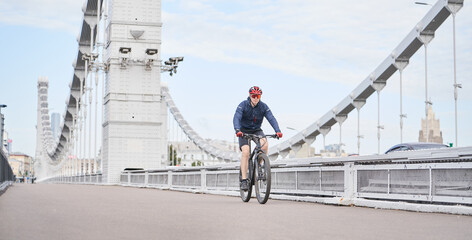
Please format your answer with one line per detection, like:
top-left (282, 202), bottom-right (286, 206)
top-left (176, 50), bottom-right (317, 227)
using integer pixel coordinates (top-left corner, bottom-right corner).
top-left (419, 106), bottom-right (443, 143)
top-left (320, 144), bottom-right (347, 157)
top-left (51, 112), bottom-right (61, 140)
top-left (289, 143), bottom-right (315, 158)
top-left (8, 158), bottom-right (23, 177)
top-left (8, 152), bottom-right (33, 177)
top-left (169, 139), bottom-right (239, 166)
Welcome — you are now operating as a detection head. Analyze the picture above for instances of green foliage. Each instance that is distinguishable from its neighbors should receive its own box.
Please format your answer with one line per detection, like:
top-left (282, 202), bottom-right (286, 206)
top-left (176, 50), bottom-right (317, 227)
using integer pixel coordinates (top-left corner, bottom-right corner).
top-left (192, 161), bottom-right (203, 167)
top-left (168, 144), bottom-right (181, 166)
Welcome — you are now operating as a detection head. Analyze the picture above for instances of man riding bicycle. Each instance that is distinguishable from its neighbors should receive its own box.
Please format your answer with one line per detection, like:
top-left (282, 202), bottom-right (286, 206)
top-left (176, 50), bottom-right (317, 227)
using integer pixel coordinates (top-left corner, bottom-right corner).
top-left (233, 86), bottom-right (283, 191)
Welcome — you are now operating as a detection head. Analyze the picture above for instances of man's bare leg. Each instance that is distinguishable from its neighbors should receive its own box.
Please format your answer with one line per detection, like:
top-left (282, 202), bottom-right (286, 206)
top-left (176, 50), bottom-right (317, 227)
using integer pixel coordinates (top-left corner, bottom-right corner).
top-left (240, 145), bottom-right (250, 179)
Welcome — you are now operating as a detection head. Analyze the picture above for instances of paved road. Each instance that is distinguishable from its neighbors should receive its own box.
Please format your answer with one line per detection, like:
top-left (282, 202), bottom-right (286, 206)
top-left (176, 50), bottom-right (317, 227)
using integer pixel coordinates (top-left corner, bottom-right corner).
top-left (1, 184), bottom-right (471, 240)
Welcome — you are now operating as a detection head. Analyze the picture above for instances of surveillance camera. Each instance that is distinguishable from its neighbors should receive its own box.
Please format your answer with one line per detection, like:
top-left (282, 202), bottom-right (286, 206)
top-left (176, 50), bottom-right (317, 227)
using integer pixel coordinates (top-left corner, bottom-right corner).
top-left (119, 47), bottom-right (131, 54)
top-left (176, 57), bottom-right (184, 62)
top-left (145, 48), bottom-right (158, 55)
top-left (164, 61), bottom-right (172, 66)
top-left (169, 57), bottom-right (177, 62)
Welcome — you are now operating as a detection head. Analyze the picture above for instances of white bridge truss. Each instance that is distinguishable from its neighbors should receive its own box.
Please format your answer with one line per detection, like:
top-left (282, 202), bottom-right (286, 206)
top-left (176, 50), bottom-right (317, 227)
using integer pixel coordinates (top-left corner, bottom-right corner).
top-left (267, 0), bottom-right (464, 160)
top-left (36, 0), bottom-right (103, 179)
top-left (37, 0), bottom-right (465, 178)
top-left (162, 85), bottom-right (240, 162)
top-left (161, 0), bottom-right (465, 162)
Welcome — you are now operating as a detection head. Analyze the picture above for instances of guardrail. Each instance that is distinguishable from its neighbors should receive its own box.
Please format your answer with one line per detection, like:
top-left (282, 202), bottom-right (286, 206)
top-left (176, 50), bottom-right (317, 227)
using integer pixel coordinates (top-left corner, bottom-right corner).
top-left (119, 147), bottom-right (472, 214)
top-left (41, 173), bottom-right (102, 184)
top-left (44, 147), bottom-right (472, 214)
top-left (0, 150), bottom-right (15, 194)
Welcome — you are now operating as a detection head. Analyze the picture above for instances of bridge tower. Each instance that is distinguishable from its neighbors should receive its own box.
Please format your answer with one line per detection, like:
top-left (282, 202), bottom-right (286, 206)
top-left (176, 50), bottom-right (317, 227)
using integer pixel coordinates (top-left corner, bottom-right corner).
top-left (102, 0), bottom-right (167, 184)
top-left (35, 77), bottom-right (54, 179)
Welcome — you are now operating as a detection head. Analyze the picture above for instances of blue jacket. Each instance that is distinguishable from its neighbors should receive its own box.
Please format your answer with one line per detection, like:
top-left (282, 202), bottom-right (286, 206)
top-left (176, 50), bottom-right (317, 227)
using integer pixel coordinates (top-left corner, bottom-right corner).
top-left (233, 97), bottom-right (281, 133)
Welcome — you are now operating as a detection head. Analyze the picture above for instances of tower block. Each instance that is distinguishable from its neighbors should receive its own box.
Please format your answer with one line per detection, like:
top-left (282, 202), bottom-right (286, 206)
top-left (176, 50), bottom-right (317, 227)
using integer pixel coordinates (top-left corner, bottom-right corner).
top-left (102, 0), bottom-right (167, 184)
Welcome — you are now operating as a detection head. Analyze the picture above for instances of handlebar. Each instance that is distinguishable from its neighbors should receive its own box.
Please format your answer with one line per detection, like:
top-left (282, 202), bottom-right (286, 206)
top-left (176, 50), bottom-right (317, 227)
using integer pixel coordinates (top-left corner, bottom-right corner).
top-left (241, 133), bottom-right (279, 140)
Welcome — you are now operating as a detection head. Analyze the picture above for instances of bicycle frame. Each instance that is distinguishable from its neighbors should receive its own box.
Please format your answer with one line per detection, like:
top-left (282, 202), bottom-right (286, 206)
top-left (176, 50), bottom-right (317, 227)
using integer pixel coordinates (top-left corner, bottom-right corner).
top-left (239, 133), bottom-right (278, 204)
top-left (247, 136), bottom-right (265, 165)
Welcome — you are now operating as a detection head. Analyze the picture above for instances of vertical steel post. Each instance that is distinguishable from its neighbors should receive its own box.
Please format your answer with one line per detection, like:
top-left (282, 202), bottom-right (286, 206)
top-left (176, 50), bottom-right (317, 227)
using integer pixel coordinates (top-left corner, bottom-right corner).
top-left (447, 0), bottom-right (463, 147)
top-left (419, 31), bottom-right (434, 143)
top-left (352, 99), bottom-right (366, 155)
top-left (400, 69), bottom-right (404, 143)
top-left (394, 58), bottom-right (411, 144)
top-left (452, 13), bottom-right (459, 147)
top-left (424, 44), bottom-right (429, 142)
top-left (372, 80), bottom-right (385, 155)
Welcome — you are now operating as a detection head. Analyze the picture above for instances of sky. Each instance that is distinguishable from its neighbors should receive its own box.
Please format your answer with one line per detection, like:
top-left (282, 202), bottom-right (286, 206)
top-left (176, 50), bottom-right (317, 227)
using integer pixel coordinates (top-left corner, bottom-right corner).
top-left (0, 0), bottom-right (471, 157)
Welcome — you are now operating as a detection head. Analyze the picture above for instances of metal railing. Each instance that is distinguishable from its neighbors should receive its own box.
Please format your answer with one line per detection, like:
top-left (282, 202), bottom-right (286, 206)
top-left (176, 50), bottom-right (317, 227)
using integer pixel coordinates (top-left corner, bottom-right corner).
top-left (0, 150), bottom-right (15, 194)
top-left (119, 147), bottom-right (472, 214)
top-left (43, 147), bottom-right (472, 214)
top-left (41, 173), bottom-right (102, 184)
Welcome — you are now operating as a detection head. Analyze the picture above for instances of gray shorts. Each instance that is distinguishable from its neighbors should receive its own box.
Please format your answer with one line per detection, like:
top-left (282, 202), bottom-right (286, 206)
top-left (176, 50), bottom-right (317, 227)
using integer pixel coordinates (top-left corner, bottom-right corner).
top-left (238, 129), bottom-right (265, 150)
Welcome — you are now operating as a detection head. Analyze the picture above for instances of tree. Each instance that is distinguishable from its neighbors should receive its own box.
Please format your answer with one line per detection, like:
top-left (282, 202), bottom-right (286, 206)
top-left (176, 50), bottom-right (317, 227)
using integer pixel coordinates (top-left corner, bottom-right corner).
top-left (192, 161), bottom-right (203, 167)
top-left (168, 144), bottom-right (181, 166)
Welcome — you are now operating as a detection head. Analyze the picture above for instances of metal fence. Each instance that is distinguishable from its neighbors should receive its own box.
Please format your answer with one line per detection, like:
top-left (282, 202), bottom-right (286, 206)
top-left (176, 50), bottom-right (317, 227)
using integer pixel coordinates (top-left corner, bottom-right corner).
top-left (44, 147), bottom-right (472, 214)
top-left (42, 174), bottom-right (102, 184)
top-left (0, 150), bottom-right (14, 193)
top-left (118, 147), bottom-right (472, 213)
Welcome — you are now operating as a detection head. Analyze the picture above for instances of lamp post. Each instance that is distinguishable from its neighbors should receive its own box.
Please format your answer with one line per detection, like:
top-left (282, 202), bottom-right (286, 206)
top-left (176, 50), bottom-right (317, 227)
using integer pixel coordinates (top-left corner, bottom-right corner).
top-left (414, 2), bottom-right (431, 6)
top-left (286, 127), bottom-right (299, 158)
top-left (0, 104), bottom-right (7, 150)
top-left (286, 127), bottom-right (312, 157)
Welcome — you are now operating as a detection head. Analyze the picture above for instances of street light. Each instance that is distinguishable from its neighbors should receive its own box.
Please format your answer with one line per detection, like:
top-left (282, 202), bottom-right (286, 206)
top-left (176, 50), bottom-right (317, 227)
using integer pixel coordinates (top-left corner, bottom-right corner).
top-left (286, 127), bottom-right (312, 157)
top-left (414, 2), bottom-right (431, 6)
top-left (0, 104), bottom-right (7, 150)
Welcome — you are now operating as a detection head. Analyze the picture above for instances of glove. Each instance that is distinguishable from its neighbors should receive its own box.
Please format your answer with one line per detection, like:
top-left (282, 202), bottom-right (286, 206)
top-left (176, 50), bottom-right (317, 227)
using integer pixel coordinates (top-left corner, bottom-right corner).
top-left (236, 130), bottom-right (243, 137)
top-left (276, 132), bottom-right (283, 138)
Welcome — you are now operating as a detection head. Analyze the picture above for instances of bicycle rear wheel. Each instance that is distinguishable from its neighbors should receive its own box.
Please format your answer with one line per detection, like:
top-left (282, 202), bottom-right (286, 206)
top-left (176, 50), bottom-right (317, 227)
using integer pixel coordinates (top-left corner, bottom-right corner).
top-left (255, 153), bottom-right (271, 204)
top-left (239, 158), bottom-right (253, 202)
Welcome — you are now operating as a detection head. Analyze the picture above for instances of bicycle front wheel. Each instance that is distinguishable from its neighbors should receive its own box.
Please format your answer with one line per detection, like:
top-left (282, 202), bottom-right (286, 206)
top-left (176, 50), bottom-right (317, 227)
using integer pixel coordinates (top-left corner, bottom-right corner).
top-left (255, 153), bottom-right (271, 204)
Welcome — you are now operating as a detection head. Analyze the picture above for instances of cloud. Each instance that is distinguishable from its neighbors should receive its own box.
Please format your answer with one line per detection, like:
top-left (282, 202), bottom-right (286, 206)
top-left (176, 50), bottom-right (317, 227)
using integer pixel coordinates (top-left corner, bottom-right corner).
top-left (3, 0), bottom-right (469, 155)
top-left (162, 0), bottom-right (472, 99)
top-left (0, 0), bottom-right (83, 35)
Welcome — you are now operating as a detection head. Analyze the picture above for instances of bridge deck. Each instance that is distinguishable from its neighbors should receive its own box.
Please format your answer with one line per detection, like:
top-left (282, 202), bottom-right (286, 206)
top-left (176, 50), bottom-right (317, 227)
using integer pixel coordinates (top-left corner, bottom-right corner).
top-left (1, 184), bottom-right (471, 240)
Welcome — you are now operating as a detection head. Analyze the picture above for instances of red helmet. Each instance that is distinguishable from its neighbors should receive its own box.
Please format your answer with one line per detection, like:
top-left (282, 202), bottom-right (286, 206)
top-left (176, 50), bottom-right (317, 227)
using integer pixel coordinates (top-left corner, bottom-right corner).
top-left (249, 86), bottom-right (262, 95)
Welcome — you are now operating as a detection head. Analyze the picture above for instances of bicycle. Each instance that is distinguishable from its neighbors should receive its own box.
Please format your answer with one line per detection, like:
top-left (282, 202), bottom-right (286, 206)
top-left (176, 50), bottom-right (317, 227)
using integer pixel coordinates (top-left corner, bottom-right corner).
top-left (239, 133), bottom-right (279, 204)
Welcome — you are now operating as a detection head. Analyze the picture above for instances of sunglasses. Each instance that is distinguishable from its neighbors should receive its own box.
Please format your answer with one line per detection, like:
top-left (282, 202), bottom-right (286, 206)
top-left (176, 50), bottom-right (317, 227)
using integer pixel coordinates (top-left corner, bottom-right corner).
top-left (251, 94), bottom-right (261, 99)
